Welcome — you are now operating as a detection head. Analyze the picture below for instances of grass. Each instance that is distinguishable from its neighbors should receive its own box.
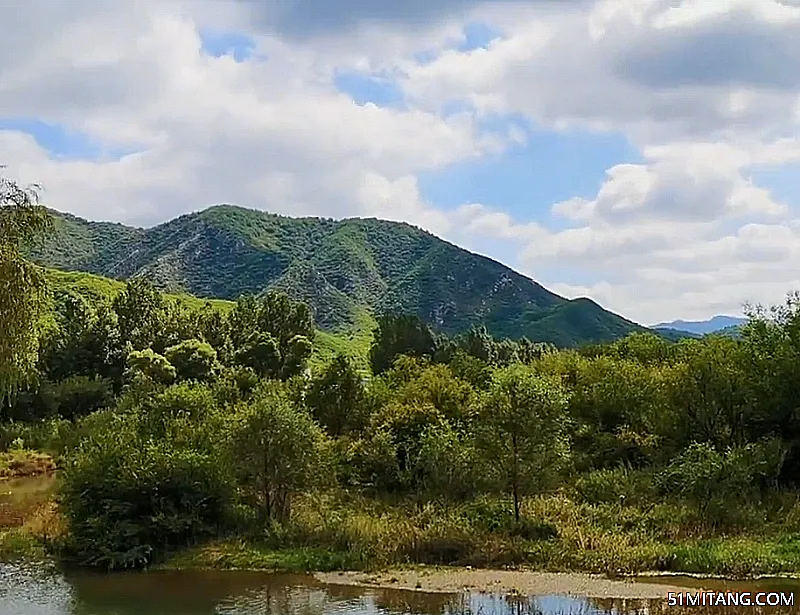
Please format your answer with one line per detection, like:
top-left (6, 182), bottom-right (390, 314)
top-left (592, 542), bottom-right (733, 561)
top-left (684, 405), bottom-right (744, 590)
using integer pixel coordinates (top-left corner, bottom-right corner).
top-left (46, 268), bottom-right (235, 313)
top-left (0, 472), bottom-right (65, 562)
top-left (151, 491), bottom-right (800, 577)
top-left (0, 448), bottom-right (56, 479)
top-left (311, 309), bottom-right (375, 374)
top-left (159, 541), bottom-right (365, 572)
top-left (5, 467), bottom-right (800, 578)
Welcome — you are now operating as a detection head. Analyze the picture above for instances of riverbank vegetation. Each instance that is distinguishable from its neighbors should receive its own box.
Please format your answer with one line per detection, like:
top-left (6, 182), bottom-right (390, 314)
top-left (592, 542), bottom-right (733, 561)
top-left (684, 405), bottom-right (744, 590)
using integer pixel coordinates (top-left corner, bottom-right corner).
top-left (5, 175), bottom-right (800, 576)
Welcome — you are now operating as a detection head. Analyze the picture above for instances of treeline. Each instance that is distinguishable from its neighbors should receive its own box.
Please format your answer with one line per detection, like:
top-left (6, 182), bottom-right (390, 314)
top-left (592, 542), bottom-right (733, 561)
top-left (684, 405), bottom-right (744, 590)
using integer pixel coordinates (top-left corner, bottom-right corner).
top-left (5, 277), bottom-right (800, 570)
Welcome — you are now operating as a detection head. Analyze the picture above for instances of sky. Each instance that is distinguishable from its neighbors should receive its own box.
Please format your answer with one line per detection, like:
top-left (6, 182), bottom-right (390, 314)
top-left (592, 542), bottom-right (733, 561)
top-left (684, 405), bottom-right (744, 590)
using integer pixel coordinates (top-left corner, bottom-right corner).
top-left (2, 0), bottom-right (800, 326)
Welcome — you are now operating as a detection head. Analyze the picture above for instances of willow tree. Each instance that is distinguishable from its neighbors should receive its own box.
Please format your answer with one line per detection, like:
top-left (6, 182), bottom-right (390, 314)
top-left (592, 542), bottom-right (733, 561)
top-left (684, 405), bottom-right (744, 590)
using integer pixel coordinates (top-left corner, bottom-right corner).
top-left (0, 170), bottom-right (51, 402)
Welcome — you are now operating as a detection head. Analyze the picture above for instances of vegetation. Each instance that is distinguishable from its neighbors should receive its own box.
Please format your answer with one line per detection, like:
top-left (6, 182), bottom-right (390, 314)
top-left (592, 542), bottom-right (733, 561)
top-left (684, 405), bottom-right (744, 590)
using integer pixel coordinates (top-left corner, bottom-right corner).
top-left (7, 199), bottom-right (800, 579)
top-left (0, 172), bottom-right (52, 400)
top-left (25, 205), bottom-right (680, 347)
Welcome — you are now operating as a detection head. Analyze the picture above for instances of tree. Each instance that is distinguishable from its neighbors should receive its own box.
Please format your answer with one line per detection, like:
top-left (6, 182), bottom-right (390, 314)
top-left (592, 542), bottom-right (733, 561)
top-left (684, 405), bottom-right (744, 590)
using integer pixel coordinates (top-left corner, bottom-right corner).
top-left (369, 314), bottom-right (437, 375)
top-left (125, 349), bottom-right (176, 385)
top-left (228, 384), bottom-right (329, 522)
top-left (234, 331), bottom-right (281, 377)
top-left (397, 362), bottom-right (476, 424)
top-left (41, 292), bottom-right (125, 385)
top-left (460, 325), bottom-right (497, 363)
top-left (61, 409), bottom-right (233, 569)
top-left (0, 171), bottom-right (51, 402)
top-left (112, 279), bottom-right (166, 351)
top-left (165, 339), bottom-right (220, 381)
top-left (477, 365), bottom-right (571, 522)
top-left (306, 354), bottom-right (367, 436)
top-left (228, 293), bottom-right (314, 379)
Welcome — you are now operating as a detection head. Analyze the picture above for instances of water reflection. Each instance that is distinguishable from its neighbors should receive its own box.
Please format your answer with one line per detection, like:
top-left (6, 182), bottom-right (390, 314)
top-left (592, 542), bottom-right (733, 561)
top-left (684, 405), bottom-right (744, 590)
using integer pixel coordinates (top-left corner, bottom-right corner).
top-left (1, 563), bottom-right (799, 615)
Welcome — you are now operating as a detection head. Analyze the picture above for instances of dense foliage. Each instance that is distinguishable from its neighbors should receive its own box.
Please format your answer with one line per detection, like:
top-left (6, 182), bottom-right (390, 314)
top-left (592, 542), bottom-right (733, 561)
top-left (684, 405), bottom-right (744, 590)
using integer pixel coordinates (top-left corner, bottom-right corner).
top-left (6, 201), bottom-right (800, 576)
top-left (4, 257), bottom-right (800, 573)
top-left (25, 205), bottom-right (673, 346)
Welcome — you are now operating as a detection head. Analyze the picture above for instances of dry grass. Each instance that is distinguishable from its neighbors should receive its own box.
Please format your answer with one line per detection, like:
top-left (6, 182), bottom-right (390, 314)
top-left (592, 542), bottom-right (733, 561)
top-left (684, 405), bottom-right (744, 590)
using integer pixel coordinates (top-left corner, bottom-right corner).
top-left (0, 449), bottom-right (56, 479)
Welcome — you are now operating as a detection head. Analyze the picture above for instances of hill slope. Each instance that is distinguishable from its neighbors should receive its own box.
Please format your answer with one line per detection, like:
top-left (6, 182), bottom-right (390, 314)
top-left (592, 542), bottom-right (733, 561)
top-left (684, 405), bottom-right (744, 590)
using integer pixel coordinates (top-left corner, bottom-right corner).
top-left (29, 205), bottom-right (657, 346)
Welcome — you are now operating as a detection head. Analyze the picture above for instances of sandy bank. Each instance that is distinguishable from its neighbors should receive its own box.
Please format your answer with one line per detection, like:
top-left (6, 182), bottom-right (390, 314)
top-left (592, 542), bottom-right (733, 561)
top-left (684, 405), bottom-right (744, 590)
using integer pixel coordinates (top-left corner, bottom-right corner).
top-left (315, 568), bottom-right (701, 599)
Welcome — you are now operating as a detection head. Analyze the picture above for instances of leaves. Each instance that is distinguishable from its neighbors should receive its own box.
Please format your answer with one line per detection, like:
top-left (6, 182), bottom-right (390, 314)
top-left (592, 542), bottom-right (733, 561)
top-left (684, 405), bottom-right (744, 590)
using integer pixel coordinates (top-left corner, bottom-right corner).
top-left (0, 171), bottom-right (52, 402)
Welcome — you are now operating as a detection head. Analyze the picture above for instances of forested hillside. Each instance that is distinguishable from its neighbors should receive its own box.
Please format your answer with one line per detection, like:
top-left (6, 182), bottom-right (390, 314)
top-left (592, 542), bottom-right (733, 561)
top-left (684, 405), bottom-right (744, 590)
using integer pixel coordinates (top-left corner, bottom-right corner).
top-left (27, 206), bottom-right (661, 346)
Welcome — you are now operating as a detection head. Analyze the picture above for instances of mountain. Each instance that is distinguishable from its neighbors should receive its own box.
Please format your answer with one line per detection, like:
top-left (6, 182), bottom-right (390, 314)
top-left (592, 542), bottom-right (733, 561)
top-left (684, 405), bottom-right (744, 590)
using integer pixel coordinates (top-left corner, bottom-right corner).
top-left (28, 205), bottom-right (670, 347)
top-left (653, 315), bottom-right (747, 336)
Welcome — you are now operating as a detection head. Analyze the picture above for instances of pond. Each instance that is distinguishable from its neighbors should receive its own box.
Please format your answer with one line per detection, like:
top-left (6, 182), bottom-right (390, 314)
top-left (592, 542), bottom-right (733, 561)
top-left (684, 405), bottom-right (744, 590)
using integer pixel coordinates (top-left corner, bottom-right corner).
top-left (2, 563), bottom-right (800, 615)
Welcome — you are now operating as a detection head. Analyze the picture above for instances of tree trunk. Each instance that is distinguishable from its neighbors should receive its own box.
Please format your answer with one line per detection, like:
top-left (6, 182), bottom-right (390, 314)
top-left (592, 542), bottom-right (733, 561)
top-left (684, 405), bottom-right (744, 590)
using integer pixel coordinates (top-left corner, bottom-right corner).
top-left (262, 435), bottom-right (271, 522)
top-left (511, 433), bottom-right (520, 523)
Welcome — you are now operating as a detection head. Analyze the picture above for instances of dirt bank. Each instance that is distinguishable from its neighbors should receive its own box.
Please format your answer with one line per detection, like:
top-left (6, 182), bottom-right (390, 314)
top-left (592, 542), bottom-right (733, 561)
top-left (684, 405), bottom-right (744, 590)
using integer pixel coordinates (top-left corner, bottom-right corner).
top-left (315, 568), bottom-right (701, 599)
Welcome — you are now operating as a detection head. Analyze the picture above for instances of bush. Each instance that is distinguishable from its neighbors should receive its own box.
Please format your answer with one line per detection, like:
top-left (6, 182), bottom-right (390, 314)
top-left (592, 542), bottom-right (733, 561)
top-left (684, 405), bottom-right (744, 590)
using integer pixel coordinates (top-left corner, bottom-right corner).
top-left (574, 468), bottom-right (654, 506)
top-left (415, 423), bottom-right (481, 500)
top-left (339, 429), bottom-right (401, 491)
top-left (60, 415), bottom-right (234, 569)
top-left (462, 497), bottom-right (558, 540)
top-left (656, 440), bottom-right (784, 527)
top-left (0, 418), bottom-right (76, 457)
top-left (125, 349), bottom-right (176, 385)
top-left (51, 375), bottom-right (114, 419)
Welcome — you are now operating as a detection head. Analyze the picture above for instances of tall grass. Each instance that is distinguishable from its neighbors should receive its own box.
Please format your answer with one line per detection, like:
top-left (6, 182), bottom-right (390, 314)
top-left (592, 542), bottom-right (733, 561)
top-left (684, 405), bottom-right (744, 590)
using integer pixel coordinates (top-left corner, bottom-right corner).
top-left (164, 489), bottom-right (800, 576)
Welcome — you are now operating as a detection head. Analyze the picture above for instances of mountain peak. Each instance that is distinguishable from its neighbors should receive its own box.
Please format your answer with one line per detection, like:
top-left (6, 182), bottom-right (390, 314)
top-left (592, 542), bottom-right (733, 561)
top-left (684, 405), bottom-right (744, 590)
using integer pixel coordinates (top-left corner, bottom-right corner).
top-left (29, 206), bottom-right (661, 347)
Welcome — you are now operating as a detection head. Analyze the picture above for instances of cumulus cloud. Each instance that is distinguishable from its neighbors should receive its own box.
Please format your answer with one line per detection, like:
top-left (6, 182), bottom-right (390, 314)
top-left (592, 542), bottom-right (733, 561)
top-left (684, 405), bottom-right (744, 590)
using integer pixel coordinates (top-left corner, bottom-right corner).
top-left (2, 0), bottom-right (800, 323)
top-left (235, 0), bottom-right (591, 38)
top-left (399, 0), bottom-right (800, 143)
top-left (0, 0), bottom-right (505, 228)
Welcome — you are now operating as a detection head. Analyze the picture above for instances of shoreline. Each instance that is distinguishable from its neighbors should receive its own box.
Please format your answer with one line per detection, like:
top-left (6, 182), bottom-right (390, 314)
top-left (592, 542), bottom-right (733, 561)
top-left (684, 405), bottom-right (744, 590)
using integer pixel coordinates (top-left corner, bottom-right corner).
top-left (313, 568), bottom-right (702, 599)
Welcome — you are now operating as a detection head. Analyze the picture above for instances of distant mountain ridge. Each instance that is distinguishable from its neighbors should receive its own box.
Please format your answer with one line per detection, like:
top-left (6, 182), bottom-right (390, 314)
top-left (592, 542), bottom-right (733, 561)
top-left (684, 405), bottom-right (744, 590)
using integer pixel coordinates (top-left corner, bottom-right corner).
top-left (28, 205), bottom-right (680, 347)
top-left (653, 315), bottom-right (747, 335)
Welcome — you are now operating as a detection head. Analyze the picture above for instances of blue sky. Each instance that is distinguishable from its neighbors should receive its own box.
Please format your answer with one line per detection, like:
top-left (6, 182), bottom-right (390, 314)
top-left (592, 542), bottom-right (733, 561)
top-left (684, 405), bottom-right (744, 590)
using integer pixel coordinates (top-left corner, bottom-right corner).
top-left (2, 0), bottom-right (799, 324)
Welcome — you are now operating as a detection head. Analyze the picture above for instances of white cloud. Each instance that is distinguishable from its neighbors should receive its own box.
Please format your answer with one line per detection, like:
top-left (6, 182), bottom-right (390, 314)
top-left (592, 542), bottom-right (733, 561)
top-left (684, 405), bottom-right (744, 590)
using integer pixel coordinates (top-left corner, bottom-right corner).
top-left (0, 0), bottom-right (502, 229)
top-left (2, 0), bottom-right (800, 324)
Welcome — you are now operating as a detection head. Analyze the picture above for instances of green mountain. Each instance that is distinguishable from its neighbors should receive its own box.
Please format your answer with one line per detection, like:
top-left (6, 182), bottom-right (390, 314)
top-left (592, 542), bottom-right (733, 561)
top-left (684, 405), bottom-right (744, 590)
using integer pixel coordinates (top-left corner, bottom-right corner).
top-left (28, 205), bottom-right (667, 346)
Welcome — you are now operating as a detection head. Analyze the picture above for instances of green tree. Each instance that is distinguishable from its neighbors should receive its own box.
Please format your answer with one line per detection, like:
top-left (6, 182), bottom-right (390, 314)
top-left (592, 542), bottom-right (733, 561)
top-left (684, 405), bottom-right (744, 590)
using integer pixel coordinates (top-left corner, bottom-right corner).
top-left (664, 336), bottom-right (750, 452)
top-left (234, 331), bottom-right (281, 377)
top-left (228, 384), bottom-right (329, 522)
top-left (416, 422), bottom-right (481, 500)
top-left (112, 279), bottom-right (166, 351)
top-left (61, 410), bottom-right (233, 569)
top-left (125, 349), bottom-right (176, 385)
top-left (51, 375), bottom-right (114, 420)
top-left (306, 354), bottom-right (367, 436)
top-left (41, 293), bottom-right (125, 385)
top-left (371, 400), bottom-right (446, 489)
top-left (369, 314), bottom-right (437, 375)
top-left (397, 362), bottom-right (476, 424)
top-left (460, 325), bottom-right (497, 363)
top-left (228, 293), bottom-right (314, 379)
top-left (165, 338), bottom-right (220, 382)
top-left (0, 172), bottom-right (51, 402)
top-left (738, 295), bottom-right (800, 482)
top-left (656, 439), bottom-right (785, 526)
top-left (477, 365), bottom-right (571, 522)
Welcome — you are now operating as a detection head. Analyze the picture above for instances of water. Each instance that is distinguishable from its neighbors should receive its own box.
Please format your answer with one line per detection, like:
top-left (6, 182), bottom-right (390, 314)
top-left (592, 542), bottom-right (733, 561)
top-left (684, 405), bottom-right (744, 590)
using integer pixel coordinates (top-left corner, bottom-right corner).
top-left (2, 563), bottom-right (800, 615)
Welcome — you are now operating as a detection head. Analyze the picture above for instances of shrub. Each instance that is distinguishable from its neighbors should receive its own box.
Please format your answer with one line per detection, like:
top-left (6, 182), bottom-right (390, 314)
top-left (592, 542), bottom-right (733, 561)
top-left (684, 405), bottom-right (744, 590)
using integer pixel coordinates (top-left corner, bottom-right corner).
top-left (656, 440), bottom-right (784, 527)
top-left (574, 468), bottom-right (654, 506)
top-left (60, 414), bottom-right (234, 569)
top-left (51, 375), bottom-right (114, 419)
